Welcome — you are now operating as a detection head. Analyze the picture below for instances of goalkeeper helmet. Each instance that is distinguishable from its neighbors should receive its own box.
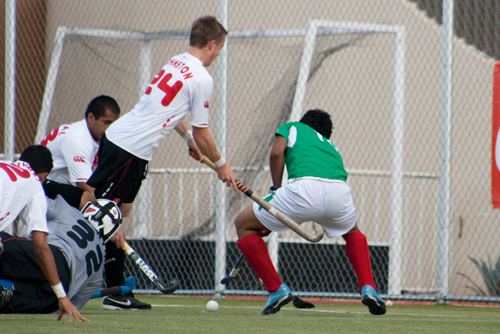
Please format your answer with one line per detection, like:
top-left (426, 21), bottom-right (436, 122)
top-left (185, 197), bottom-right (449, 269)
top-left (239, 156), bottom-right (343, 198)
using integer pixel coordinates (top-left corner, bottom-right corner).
top-left (82, 199), bottom-right (122, 243)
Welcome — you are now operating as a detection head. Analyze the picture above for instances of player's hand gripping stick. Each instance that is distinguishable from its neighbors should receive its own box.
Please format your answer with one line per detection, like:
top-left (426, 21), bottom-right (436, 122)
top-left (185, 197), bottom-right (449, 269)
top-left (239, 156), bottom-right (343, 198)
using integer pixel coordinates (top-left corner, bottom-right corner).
top-left (201, 156), bottom-right (324, 243)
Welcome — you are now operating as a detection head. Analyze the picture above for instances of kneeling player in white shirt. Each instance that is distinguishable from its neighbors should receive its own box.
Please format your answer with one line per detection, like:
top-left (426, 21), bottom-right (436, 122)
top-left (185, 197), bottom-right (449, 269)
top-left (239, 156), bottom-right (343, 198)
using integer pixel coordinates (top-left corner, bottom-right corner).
top-left (0, 145), bottom-right (88, 321)
top-left (40, 96), bottom-right (151, 310)
top-left (41, 95), bottom-right (120, 210)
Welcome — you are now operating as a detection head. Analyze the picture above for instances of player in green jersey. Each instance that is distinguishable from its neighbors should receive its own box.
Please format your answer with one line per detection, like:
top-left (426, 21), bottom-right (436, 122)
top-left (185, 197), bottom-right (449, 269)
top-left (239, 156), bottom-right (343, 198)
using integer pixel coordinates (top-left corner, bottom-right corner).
top-left (234, 109), bottom-right (386, 316)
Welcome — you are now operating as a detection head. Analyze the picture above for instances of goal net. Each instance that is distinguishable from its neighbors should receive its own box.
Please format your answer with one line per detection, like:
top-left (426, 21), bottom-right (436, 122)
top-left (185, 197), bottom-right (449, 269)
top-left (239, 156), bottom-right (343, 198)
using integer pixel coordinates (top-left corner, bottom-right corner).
top-left (36, 21), bottom-right (440, 299)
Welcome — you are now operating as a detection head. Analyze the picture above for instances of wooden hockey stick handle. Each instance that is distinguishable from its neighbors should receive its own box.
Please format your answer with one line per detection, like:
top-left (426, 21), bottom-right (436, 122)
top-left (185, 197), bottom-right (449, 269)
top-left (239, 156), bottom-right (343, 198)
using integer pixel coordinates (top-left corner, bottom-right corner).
top-left (201, 156), bottom-right (324, 243)
top-left (123, 241), bottom-right (133, 253)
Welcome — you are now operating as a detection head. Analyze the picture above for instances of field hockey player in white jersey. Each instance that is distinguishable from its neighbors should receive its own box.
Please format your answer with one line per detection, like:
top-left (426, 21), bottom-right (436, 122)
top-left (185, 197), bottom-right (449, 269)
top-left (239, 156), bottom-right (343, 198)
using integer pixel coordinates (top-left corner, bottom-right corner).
top-left (87, 15), bottom-right (236, 310)
top-left (0, 145), bottom-right (88, 321)
top-left (234, 109), bottom-right (386, 316)
top-left (41, 95), bottom-right (120, 210)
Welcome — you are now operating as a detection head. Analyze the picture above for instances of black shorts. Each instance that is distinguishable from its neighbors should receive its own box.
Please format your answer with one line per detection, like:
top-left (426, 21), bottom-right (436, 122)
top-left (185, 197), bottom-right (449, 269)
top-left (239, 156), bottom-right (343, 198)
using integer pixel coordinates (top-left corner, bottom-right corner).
top-left (43, 179), bottom-right (84, 210)
top-left (87, 134), bottom-right (148, 204)
top-left (0, 232), bottom-right (70, 314)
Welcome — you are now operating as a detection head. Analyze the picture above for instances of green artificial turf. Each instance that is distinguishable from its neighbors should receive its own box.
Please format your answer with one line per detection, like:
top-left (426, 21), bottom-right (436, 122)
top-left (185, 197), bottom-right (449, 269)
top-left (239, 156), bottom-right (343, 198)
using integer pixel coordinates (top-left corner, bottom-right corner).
top-left (1, 296), bottom-right (499, 334)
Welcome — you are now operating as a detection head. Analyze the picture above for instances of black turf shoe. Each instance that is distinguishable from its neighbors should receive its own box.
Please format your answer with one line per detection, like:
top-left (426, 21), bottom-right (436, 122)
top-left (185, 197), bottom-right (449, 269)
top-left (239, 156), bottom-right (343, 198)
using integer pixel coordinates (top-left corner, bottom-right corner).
top-left (103, 293), bottom-right (151, 310)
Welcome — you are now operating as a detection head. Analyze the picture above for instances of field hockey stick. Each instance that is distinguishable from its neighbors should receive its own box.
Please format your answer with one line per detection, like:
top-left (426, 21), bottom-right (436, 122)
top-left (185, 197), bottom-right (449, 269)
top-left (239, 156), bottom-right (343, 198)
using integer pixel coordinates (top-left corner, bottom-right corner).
top-left (123, 241), bottom-right (180, 294)
top-left (221, 254), bottom-right (315, 309)
top-left (201, 156), bottom-right (324, 243)
top-left (91, 276), bottom-right (136, 299)
top-left (220, 253), bottom-right (246, 284)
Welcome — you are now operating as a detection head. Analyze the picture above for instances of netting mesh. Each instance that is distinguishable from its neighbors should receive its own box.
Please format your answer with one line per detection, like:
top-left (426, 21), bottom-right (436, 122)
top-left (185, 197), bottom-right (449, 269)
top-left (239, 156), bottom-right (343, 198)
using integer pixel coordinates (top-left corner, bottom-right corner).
top-left (39, 27), bottom-right (405, 294)
top-left (4, 0), bottom-right (500, 305)
top-left (42, 29), bottom-right (387, 237)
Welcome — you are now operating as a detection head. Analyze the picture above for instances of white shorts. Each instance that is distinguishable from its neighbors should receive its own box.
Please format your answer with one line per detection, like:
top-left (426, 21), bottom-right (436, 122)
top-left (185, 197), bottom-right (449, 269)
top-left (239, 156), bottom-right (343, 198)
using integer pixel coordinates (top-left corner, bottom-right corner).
top-left (253, 179), bottom-right (357, 238)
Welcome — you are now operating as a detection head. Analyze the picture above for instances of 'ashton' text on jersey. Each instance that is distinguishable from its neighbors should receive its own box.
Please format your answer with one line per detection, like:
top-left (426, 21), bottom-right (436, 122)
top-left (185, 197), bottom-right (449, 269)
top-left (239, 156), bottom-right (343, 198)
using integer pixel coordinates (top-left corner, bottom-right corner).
top-left (168, 59), bottom-right (193, 80)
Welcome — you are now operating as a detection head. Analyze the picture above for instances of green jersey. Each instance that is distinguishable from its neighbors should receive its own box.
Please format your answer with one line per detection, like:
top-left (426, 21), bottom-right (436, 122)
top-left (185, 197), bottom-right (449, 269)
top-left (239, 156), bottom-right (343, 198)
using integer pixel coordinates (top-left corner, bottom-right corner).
top-left (275, 122), bottom-right (348, 181)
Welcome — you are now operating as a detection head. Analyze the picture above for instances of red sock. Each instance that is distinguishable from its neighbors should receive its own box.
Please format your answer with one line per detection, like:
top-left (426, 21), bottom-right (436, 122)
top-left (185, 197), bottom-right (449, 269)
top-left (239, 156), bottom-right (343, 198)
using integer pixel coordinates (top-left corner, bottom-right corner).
top-left (344, 231), bottom-right (376, 293)
top-left (237, 234), bottom-right (283, 292)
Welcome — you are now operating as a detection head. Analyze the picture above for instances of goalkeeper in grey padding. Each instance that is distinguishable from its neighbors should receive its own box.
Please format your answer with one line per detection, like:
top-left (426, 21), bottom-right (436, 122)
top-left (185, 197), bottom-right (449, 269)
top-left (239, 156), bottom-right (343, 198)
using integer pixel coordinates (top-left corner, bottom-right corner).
top-left (0, 196), bottom-right (120, 314)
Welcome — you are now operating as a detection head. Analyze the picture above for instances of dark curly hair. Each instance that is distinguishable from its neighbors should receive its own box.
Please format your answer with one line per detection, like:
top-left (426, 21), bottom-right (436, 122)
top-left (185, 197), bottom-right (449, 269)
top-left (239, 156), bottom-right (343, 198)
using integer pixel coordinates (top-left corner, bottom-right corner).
top-left (299, 109), bottom-right (333, 139)
top-left (19, 145), bottom-right (53, 174)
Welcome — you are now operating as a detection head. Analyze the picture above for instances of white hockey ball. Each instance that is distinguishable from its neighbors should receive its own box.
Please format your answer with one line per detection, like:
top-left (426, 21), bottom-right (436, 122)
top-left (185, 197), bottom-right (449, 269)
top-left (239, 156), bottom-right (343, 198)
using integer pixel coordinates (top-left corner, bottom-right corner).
top-left (386, 300), bottom-right (394, 306)
top-left (206, 300), bottom-right (219, 312)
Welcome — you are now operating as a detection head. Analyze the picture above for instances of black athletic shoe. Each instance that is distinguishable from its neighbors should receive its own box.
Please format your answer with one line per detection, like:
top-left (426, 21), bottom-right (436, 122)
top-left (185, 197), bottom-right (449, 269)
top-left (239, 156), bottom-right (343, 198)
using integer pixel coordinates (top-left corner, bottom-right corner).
top-left (102, 293), bottom-right (151, 310)
top-left (0, 283), bottom-right (12, 309)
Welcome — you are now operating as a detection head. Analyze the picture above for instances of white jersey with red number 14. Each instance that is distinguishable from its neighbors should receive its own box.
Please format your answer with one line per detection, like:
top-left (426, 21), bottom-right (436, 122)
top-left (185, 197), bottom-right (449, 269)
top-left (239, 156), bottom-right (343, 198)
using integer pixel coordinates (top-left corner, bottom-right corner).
top-left (0, 160), bottom-right (49, 238)
top-left (105, 52), bottom-right (212, 161)
top-left (41, 119), bottom-right (98, 186)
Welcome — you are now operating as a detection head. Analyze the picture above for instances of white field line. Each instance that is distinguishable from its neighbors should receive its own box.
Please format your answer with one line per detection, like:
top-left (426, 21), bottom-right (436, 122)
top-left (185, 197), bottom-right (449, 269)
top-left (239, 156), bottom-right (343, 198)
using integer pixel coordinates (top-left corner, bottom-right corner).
top-left (150, 304), bottom-right (466, 318)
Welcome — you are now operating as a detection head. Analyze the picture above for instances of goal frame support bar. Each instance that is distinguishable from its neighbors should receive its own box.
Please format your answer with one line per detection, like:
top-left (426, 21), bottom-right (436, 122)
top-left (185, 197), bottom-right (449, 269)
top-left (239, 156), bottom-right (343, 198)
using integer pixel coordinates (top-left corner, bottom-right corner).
top-left (36, 21), bottom-right (407, 296)
top-left (290, 20), bottom-right (406, 296)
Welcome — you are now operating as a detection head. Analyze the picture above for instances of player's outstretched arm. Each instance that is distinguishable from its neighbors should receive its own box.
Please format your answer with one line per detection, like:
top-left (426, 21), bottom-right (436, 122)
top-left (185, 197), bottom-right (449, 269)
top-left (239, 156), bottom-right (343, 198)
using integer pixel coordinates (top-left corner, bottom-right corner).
top-left (269, 135), bottom-right (287, 189)
top-left (175, 121), bottom-right (203, 161)
top-left (57, 297), bottom-right (89, 322)
top-left (192, 126), bottom-right (236, 191)
top-left (32, 231), bottom-right (89, 322)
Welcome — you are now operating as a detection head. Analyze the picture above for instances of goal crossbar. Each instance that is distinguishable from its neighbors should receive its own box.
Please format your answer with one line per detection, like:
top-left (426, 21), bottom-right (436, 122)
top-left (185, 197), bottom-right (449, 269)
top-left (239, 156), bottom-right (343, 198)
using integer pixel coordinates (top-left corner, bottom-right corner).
top-left (36, 21), bottom-right (406, 296)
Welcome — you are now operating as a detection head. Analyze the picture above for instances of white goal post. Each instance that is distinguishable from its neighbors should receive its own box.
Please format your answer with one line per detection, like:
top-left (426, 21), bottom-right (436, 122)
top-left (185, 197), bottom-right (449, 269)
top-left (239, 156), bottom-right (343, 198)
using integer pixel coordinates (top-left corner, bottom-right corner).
top-left (34, 26), bottom-right (189, 144)
top-left (35, 21), bottom-right (408, 297)
top-left (288, 20), bottom-right (406, 297)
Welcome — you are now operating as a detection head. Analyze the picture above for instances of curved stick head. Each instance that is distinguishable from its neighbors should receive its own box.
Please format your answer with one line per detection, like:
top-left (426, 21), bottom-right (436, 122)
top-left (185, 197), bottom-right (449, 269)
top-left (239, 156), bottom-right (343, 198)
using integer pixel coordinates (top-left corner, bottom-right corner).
top-left (308, 226), bottom-right (325, 243)
top-left (158, 278), bottom-right (180, 294)
top-left (294, 221), bottom-right (325, 243)
top-left (220, 276), bottom-right (231, 284)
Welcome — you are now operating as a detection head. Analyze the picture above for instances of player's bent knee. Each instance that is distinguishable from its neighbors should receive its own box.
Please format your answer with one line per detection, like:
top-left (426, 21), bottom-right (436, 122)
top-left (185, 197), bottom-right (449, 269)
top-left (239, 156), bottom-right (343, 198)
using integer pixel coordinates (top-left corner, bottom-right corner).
top-left (235, 205), bottom-right (265, 238)
top-left (234, 213), bottom-right (245, 235)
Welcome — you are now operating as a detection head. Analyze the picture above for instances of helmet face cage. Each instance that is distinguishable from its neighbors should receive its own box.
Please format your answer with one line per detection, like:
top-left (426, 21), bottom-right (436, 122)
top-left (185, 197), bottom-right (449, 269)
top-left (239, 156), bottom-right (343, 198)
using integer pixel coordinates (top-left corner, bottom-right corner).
top-left (81, 199), bottom-right (122, 243)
